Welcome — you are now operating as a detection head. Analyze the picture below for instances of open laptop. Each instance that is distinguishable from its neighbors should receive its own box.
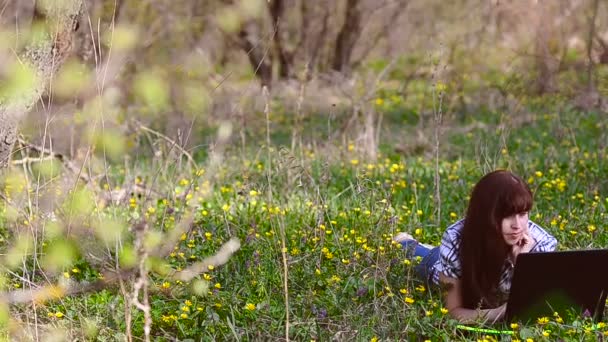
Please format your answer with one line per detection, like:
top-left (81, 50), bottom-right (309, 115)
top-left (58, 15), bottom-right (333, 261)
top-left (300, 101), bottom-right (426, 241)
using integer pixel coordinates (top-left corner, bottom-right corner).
top-left (504, 249), bottom-right (608, 323)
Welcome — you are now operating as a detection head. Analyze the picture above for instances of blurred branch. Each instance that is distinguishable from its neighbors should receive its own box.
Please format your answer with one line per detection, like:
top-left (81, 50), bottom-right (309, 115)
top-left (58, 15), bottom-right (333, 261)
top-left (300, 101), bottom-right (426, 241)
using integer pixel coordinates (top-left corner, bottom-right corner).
top-left (0, 234), bottom-right (241, 305)
top-left (134, 121), bottom-right (197, 170)
top-left (171, 238), bottom-right (241, 282)
top-left (15, 137), bottom-right (94, 184)
top-left (132, 220), bottom-right (152, 342)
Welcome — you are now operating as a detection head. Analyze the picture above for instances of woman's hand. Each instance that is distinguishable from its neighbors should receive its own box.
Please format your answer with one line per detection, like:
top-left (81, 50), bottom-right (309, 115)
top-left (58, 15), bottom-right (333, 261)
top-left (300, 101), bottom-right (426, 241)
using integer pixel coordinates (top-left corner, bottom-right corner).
top-left (482, 303), bottom-right (507, 324)
top-left (511, 232), bottom-right (535, 259)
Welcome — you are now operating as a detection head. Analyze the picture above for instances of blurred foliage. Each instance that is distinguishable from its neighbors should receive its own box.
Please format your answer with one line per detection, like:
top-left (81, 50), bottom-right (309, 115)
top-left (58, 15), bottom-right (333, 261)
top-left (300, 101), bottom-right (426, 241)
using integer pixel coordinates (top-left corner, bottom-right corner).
top-left (0, 0), bottom-right (607, 340)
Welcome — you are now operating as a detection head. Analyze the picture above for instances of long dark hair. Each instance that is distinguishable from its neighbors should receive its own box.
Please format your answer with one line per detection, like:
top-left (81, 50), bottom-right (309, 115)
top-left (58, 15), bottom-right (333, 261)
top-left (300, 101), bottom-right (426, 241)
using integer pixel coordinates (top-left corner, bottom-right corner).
top-left (459, 170), bottom-right (533, 309)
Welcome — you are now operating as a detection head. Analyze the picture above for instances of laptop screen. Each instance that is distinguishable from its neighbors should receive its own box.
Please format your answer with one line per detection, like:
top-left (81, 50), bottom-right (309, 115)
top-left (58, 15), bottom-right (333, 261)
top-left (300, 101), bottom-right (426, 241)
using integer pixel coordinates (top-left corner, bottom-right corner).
top-left (505, 249), bottom-right (608, 323)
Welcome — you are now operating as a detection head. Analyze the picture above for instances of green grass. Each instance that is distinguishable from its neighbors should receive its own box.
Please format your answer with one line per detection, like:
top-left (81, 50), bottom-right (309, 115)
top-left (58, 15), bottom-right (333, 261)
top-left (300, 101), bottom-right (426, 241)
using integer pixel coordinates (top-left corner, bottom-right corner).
top-left (2, 102), bottom-right (608, 341)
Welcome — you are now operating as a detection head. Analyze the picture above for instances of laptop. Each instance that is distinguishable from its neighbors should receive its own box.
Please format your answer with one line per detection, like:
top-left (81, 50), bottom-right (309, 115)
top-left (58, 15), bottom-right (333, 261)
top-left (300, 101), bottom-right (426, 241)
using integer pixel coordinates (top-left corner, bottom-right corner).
top-left (504, 249), bottom-right (608, 323)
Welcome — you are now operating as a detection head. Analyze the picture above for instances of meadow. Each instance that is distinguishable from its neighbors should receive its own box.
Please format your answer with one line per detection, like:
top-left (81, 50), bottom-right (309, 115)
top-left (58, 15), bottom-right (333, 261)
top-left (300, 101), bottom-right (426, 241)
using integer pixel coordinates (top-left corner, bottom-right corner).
top-left (2, 94), bottom-right (604, 341)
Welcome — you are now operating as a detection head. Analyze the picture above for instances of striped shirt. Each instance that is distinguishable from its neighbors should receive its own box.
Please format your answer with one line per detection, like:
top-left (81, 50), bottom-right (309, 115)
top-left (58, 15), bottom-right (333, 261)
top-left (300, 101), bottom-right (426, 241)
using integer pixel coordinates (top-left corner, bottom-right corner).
top-left (431, 219), bottom-right (558, 296)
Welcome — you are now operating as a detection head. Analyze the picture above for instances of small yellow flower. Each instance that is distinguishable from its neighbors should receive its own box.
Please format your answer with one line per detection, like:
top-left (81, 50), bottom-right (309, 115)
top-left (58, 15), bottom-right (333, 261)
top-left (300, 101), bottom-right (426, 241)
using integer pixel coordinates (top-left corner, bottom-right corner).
top-left (405, 297), bottom-right (414, 304)
top-left (208, 265), bottom-right (215, 271)
top-left (161, 282), bottom-right (170, 289)
top-left (537, 316), bottom-right (549, 325)
top-left (435, 81), bottom-right (446, 92)
top-left (245, 303), bottom-right (256, 311)
top-left (180, 313), bottom-right (188, 319)
top-left (54, 312), bottom-right (64, 318)
top-left (440, 308), bottom-right (448, 315)
top-left (510, 323), bottom-right (518, 329)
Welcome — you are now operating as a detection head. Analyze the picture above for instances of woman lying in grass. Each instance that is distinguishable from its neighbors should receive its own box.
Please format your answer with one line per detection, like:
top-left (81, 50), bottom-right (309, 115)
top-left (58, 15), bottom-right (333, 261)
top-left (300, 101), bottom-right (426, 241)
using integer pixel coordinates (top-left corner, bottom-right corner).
top-left (395, 170), bottom-right (558, 324)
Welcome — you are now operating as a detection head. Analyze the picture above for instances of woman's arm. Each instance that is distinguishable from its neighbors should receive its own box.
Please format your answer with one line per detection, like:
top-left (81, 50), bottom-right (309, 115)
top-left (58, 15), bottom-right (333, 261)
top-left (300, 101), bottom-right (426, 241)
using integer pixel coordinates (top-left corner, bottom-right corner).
top-left (439, 273), bottom-right (505, 324)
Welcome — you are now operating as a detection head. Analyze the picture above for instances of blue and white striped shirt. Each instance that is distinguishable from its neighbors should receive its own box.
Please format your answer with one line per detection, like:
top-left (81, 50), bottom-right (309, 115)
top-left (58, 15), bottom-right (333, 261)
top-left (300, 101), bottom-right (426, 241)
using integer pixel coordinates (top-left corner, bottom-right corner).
top-left (431, 219), bottom-right (558, 295)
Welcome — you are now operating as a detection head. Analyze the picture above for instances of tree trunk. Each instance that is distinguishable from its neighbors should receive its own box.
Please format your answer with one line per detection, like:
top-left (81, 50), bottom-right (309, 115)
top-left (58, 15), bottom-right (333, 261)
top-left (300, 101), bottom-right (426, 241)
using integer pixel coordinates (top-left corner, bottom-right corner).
top-left (533, 1), bottom-right (555, 94)
top-left (586, 0), bottom-right (600, 90)
top-left (0, 0), bottom-right (83, 169)
top-left (268, 0), bottom-right (292, 79)
top-left (237, 25), bottom-right (273, 88)
top-left (332, 0), bottom-right (362, 73)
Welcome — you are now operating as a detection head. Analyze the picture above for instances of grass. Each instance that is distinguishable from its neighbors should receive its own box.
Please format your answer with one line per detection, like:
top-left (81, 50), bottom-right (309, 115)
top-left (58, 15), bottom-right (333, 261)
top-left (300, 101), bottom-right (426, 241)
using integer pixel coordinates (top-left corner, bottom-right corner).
top-left (1, 98), bottom-right (607, 341)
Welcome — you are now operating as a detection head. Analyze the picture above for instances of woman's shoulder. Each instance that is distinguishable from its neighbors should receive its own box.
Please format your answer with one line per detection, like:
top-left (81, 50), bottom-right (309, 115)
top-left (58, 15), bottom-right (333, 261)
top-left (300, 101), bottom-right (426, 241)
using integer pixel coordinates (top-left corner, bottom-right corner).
top-left (441, 219), bottom-right (465, 245)
top-left (528, 219), bottom-right (559, 251)
top-left (527, 219), bottom-right (555, 237)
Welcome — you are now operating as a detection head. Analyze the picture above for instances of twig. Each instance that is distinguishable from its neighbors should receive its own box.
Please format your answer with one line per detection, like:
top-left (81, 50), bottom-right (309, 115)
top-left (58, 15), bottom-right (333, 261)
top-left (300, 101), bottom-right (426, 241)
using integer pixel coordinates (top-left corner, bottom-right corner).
top-left (134, 122), bottom-right (198, 170)
top-left (132, 221), bottom-right (152, 342)
top-left (15, 137), bottom-right (94, 184)
top-left (171, 238), bottom-right (241, 282)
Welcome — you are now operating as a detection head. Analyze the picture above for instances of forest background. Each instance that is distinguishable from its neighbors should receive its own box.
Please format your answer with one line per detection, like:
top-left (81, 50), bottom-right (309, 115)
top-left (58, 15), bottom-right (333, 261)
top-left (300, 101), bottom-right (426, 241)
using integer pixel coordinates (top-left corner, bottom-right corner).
top-left (0, 0), bottom-right (607, 340)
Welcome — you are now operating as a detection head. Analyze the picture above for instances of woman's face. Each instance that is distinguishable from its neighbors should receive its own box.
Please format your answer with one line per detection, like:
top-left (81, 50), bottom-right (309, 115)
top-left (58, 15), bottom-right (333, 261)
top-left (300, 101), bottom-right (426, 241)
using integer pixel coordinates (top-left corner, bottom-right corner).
top-left (501, 212), bottom-right (529, 246)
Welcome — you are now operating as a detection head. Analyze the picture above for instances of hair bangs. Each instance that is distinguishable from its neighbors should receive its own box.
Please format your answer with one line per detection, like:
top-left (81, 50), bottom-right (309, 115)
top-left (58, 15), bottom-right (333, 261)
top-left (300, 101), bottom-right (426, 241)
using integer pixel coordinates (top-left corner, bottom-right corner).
top-left (500, 179), bottom-right (533, 217)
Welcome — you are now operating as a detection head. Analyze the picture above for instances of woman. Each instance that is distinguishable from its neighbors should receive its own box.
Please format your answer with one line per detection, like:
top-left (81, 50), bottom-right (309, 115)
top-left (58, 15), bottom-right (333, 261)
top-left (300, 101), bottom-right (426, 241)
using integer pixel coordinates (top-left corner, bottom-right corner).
top-left (395, 170), bottom-right (558, 323)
